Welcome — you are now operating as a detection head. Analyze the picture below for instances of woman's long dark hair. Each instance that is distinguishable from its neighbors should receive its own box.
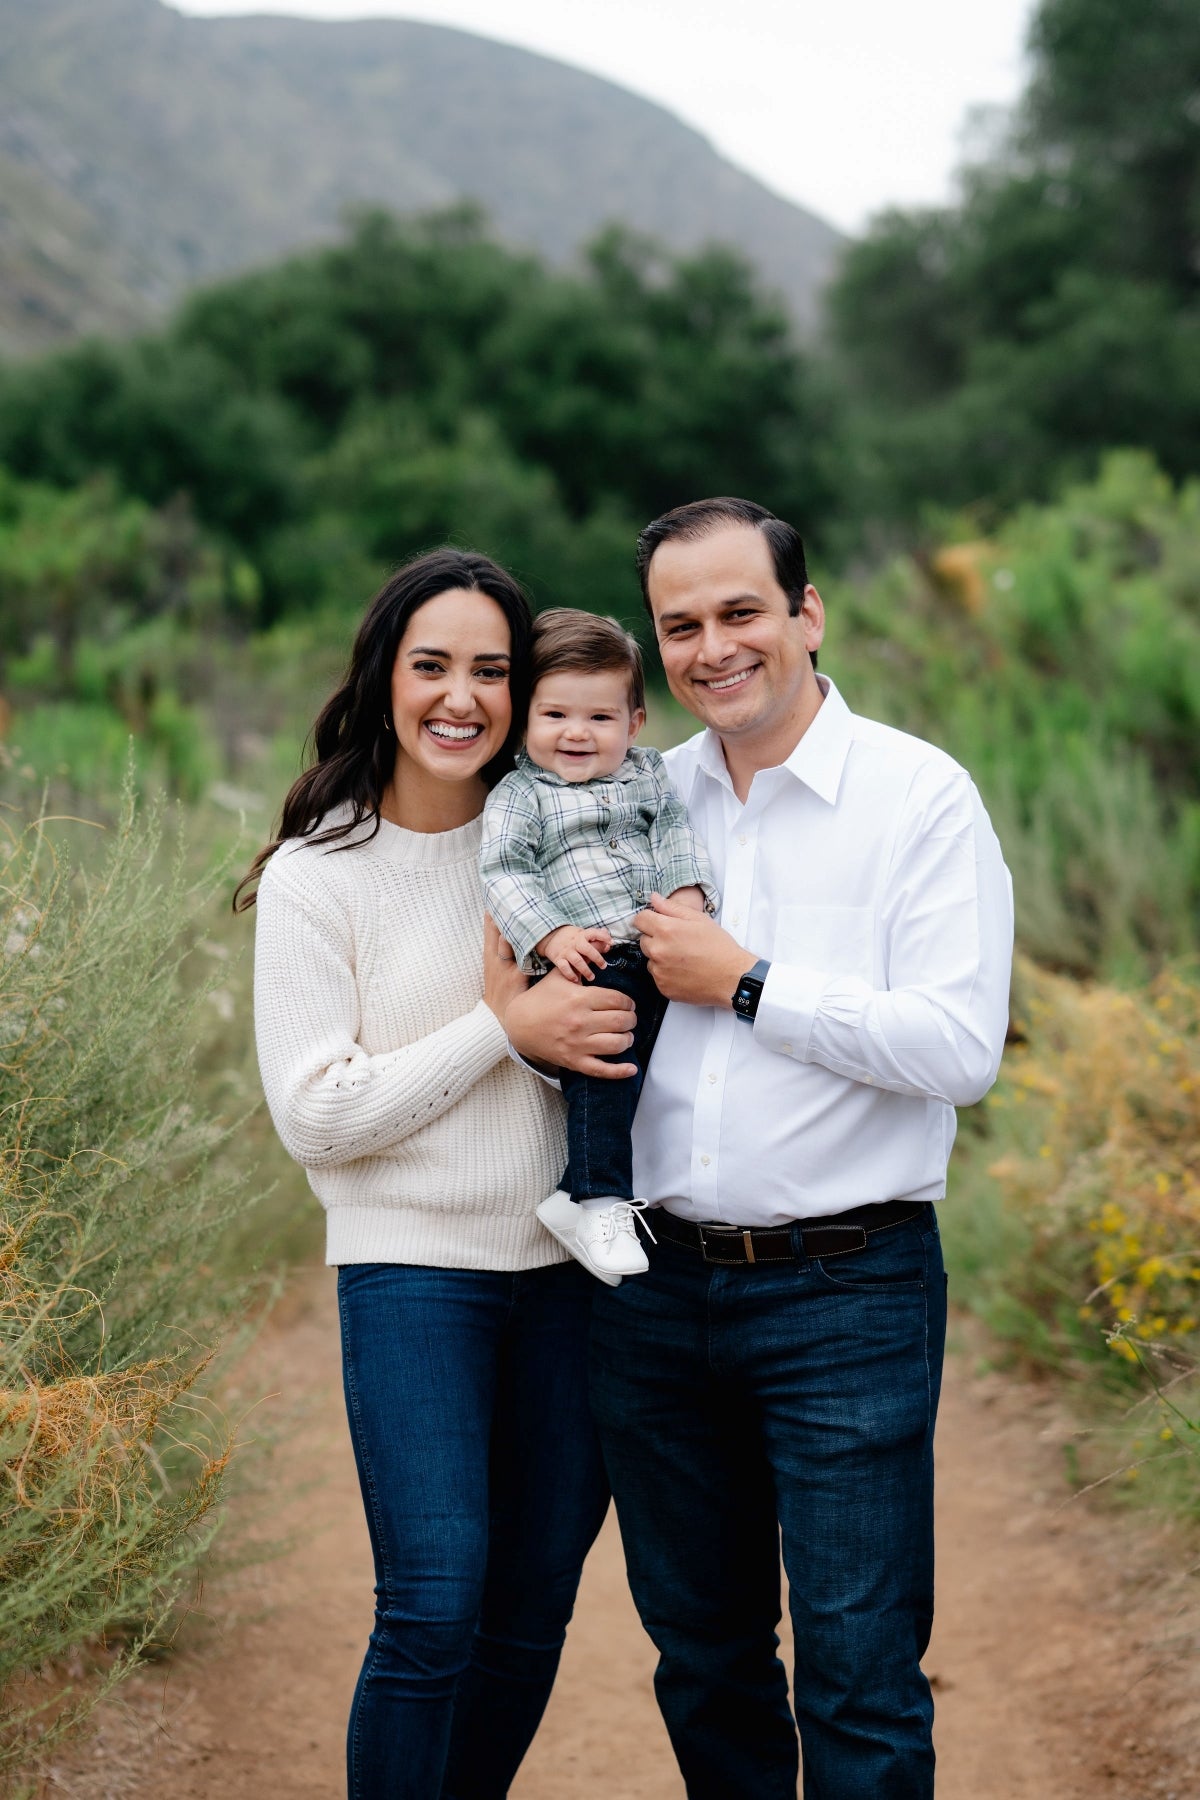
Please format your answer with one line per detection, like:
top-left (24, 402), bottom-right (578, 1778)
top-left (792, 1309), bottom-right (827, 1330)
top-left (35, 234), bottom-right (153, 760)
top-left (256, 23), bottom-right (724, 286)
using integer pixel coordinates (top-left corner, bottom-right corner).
top-left (233, 548), bottom-right (533, 911)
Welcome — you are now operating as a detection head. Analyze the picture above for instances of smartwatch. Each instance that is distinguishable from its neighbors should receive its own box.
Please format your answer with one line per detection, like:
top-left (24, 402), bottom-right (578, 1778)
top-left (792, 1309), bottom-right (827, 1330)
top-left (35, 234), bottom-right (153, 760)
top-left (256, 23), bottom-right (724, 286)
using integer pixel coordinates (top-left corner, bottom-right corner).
top-left (731, 958), bottom-right (772, 1022)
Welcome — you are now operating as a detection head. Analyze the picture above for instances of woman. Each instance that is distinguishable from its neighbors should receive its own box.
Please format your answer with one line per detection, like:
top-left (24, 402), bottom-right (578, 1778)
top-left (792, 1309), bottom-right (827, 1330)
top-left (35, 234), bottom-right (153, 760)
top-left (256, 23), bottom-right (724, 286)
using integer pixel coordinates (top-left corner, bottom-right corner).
top-left (237, 549), bottom-right (636, 1799)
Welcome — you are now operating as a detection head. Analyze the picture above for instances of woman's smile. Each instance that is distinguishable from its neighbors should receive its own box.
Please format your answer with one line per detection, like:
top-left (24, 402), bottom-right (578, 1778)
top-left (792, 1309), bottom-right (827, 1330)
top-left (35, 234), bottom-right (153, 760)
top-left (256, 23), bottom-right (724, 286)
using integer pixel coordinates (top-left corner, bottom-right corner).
top-left (424, 720), bottom-right (485, 743)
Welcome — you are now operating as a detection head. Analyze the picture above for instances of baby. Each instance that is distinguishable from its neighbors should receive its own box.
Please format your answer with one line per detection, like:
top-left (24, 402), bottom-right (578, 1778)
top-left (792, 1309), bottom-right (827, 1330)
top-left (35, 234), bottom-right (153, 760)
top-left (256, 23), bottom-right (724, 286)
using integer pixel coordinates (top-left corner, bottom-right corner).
top-left (481, 608), bottom-right (717, 1282)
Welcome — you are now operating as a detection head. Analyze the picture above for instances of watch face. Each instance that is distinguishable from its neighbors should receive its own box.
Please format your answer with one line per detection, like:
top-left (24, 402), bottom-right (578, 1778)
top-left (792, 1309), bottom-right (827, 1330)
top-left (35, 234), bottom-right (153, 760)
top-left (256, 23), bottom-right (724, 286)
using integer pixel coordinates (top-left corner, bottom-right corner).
top-left (734, 975), bottom-right (760, 1018)
top-left (733, 960), bottom-right (769, 1019)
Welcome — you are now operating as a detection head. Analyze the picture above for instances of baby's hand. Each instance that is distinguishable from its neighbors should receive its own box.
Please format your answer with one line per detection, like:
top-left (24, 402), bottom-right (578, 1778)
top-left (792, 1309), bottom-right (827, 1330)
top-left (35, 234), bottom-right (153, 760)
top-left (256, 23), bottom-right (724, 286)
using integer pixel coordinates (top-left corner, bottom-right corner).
top-left (667, 884), bottom-right (707, 914)
top-left (536, 925), bottom-right (612, 983)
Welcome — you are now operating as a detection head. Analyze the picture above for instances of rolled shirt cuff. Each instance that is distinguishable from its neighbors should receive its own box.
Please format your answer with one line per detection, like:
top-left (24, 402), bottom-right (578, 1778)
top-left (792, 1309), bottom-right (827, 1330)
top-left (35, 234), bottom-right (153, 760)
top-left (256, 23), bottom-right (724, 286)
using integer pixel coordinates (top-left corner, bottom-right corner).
top-left (506, 1042), bottom-right (562, 1089)
top-left (752, 961), bottom-right (828, 1061)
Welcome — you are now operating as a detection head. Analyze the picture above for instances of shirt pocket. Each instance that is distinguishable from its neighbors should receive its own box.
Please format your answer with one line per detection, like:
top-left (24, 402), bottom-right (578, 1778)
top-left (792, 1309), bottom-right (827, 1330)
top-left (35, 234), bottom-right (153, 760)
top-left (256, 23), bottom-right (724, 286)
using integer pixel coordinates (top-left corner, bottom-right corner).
top-left (771, 903), bottom-right (875, 981)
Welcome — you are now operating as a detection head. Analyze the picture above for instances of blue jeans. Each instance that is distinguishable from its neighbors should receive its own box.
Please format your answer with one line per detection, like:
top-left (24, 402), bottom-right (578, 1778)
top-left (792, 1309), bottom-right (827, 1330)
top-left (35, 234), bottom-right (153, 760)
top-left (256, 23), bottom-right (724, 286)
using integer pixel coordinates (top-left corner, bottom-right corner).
top-left (337, 1260), bottom-right (610, 1800)
top-left (590, 1210), bottom-right (946, 1800)
top-left (557, 944), bottom-right (665, 1202)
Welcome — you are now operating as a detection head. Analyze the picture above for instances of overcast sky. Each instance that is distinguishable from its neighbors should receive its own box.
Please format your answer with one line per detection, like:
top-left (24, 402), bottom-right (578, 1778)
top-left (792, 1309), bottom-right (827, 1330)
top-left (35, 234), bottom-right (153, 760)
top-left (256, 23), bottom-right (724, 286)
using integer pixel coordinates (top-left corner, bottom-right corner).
top-left (173, 0), bottom-right (1038, 235)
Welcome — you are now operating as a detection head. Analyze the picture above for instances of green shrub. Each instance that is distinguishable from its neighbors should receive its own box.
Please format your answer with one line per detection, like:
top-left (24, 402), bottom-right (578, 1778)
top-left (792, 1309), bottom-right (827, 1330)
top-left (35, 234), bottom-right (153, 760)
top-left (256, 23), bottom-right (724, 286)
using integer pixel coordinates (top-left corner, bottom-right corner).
top-left (826, 452), bottom-right (1200, 975)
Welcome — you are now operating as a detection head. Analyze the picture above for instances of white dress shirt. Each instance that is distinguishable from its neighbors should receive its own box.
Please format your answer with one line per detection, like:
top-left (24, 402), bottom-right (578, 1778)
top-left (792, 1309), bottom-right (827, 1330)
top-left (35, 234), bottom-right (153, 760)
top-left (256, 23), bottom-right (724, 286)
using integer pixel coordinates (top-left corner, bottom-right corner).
top-left (632, 677), bottom-right (1014, 1225)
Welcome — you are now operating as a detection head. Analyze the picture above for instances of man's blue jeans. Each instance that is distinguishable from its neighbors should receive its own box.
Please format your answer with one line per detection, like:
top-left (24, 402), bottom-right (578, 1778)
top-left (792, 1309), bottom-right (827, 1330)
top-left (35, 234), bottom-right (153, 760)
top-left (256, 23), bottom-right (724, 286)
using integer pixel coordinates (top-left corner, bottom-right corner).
top-left (590, 1209), bottom-right (946, 1800)
top-left (337, 1260), bottom-right (610, 1800)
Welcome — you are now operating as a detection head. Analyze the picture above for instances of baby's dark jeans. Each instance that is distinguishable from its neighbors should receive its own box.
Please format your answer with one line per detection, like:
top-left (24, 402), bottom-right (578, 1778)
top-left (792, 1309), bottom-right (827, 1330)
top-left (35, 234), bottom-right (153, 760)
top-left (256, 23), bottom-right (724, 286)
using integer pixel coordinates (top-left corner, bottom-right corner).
top-left (557, 943), bottom-right (666, 1203)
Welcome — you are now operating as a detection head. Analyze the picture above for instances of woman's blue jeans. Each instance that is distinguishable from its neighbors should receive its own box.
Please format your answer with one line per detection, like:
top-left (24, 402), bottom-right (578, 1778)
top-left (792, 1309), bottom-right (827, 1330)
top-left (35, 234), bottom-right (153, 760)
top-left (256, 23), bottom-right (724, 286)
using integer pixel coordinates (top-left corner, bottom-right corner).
top-left (590, 1209), bottom-right (946, 1800)
top-left (337, 1259), bottom-right (610, 1800)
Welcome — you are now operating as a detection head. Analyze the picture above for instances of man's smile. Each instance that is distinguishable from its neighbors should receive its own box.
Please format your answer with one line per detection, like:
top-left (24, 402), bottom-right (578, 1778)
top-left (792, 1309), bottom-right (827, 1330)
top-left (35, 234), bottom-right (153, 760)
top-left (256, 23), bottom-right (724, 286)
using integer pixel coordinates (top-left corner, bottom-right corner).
top-left (695, 663), bottom-right (761, 692)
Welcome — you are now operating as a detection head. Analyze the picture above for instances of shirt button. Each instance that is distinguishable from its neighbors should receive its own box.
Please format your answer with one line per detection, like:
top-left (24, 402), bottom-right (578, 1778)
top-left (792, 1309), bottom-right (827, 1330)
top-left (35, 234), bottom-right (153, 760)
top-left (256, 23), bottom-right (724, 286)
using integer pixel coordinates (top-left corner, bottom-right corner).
top-left (781, 1041), bottom-right (793, 1054)
top-left (707, 1072), bottom-right (717, 1084)
top-left (731, 912), bottom-right (741, 926)
top-left (700, 1153), bottom-right (711, 1166)
top-left (610, 838), bottom-right (618, 848)
top-left (738, 833), bottom-right (748, 846)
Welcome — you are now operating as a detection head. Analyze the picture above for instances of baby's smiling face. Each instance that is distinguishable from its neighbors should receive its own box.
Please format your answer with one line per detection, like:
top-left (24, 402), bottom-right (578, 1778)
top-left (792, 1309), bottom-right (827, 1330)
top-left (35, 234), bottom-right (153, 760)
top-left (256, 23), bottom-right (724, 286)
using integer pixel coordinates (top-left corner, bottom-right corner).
top-left (525, 667), bottom-right (645, 783)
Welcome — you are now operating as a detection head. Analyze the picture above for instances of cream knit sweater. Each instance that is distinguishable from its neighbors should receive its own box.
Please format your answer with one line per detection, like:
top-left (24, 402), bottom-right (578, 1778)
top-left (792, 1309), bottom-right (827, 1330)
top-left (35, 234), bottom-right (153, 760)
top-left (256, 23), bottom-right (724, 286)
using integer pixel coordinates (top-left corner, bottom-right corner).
top-left (253, 808), bottom-right (568, 1270)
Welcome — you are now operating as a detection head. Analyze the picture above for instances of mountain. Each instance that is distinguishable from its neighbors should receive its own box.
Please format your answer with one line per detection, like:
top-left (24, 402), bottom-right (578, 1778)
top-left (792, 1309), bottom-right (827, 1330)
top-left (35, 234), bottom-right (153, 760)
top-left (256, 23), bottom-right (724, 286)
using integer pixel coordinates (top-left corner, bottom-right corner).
top-left (0, 0), bottom-right (843, 358)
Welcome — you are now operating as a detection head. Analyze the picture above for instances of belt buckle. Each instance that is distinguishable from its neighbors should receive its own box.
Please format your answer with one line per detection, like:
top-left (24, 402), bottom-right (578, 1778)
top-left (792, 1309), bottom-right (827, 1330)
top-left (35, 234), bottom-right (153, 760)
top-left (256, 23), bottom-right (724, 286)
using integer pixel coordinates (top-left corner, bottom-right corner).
top-left (697, 1223), bottom-right (742, 1264)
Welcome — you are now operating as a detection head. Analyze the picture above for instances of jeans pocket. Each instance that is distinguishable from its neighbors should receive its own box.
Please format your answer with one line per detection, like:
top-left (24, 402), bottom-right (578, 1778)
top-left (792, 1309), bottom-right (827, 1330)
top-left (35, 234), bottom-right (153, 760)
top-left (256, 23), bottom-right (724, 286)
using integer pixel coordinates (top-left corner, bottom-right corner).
top-left (810, 1222), bottom-right (929, 1294)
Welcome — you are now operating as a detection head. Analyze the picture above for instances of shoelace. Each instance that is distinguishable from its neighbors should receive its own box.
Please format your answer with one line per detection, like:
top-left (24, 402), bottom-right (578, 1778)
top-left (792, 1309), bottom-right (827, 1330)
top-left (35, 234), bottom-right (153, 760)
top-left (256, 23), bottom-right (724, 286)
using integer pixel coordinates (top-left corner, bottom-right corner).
top-left (600, 1200), bottom-right (658, 1246)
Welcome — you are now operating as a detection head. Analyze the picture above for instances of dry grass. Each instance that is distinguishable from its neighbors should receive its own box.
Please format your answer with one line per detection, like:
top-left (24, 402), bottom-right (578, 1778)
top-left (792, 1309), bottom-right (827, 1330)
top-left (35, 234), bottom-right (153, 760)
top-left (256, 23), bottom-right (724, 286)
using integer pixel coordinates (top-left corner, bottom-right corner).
top-left (986, 959), bottom-right (1200, 1349)
top-left (944, 956), bottom-right (1200, 1515)
top-left (0, 793), bottom-right (248, 1777)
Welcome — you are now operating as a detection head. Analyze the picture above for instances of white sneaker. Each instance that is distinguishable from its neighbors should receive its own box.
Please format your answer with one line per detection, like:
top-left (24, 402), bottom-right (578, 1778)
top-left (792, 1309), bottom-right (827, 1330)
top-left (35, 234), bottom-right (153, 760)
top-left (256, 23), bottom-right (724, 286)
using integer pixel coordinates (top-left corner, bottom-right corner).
top-left (535, 1192), bottom-right (656, 1285)
top-left (537, 1190), bottom-right (621, 1287)
top-left (577, 1201), bottom-right (654, 1280)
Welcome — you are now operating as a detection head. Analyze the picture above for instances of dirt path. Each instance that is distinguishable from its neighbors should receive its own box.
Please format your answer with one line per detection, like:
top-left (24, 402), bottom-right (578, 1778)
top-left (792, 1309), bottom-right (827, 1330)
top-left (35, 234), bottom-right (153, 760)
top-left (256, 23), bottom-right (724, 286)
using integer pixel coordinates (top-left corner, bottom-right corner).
top-left (46, 1270), bottom-right (1200, 1799)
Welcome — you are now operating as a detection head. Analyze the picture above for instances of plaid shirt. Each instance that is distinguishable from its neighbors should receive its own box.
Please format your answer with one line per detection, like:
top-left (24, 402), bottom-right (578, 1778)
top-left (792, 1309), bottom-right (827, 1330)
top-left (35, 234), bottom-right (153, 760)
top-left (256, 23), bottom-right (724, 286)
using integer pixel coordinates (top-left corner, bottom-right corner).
top-left (481, 746), bottom-right (719, 970)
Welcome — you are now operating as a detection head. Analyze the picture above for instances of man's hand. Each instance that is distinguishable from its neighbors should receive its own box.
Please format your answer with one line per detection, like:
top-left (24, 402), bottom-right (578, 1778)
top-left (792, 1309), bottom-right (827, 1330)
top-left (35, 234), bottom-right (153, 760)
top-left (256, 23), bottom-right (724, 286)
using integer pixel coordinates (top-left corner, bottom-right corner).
top-left (535, 923), bottom-right (612, 983)
top-left (506, 969), bottom-right (637, 1080)
top-left (635, 891), bottom-right (757, 1007)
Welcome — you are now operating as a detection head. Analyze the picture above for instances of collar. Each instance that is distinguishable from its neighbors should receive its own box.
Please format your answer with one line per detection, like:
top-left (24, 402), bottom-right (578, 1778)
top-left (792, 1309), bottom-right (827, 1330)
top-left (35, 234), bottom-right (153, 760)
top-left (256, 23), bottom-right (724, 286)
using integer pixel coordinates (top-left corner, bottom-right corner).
top-left (694, 675), bottom-right (853, 807)
top-left (516, 746), bottom-right (639, 788)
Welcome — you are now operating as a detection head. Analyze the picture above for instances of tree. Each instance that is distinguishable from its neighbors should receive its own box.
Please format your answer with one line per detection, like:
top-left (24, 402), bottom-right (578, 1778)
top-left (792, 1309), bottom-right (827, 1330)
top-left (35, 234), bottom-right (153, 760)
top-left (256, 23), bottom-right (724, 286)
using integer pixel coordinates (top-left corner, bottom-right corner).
top-left (1026, 0), bottom-right (1200, 294)
top-left (825, 0), bottom-right (1200, 521)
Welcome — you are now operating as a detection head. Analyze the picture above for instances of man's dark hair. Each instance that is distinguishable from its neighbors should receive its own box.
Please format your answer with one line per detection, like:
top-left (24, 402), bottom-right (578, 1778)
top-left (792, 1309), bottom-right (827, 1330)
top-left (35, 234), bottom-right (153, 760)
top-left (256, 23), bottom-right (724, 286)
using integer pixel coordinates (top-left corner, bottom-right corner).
top-left (531, 608), bottom-right (645, 714)
top-left (635, 497), bottom-right (809, 619)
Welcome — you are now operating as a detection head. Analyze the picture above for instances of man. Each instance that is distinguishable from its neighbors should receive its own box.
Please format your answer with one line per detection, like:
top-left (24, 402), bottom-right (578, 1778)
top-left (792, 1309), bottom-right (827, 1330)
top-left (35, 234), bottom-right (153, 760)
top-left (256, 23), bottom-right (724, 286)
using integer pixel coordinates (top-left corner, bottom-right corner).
top-left (588, 496), bottom-right (1013, 1800)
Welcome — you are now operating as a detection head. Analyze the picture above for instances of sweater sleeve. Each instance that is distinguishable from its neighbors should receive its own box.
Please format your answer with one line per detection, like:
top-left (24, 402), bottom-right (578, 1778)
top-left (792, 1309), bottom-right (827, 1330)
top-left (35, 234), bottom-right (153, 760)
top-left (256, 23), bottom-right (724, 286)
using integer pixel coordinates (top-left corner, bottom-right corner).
top-left (253, 861), bottom-right (509, 1170)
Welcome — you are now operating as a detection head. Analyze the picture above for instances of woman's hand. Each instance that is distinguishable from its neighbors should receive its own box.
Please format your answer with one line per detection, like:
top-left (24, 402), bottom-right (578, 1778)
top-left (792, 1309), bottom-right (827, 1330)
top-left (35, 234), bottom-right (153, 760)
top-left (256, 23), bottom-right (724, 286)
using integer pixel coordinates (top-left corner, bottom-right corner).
top-left (505, 969), bottom-right (637, 1081)
top-left (483, 915), bottom-right (530, 1024)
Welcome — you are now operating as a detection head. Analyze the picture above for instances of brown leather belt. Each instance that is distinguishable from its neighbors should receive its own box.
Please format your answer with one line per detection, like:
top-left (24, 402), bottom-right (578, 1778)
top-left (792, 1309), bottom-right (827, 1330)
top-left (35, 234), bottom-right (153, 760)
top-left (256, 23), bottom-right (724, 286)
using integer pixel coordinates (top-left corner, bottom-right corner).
top-left (652, 1199), bottom-right (930, 1265)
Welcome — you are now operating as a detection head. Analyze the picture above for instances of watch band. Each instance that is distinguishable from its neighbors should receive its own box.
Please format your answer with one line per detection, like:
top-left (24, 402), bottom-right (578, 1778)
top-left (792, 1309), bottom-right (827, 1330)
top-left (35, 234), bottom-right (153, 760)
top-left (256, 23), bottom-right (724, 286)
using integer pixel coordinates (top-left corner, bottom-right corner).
top-left (731, 958), bottom-right (772, 1021)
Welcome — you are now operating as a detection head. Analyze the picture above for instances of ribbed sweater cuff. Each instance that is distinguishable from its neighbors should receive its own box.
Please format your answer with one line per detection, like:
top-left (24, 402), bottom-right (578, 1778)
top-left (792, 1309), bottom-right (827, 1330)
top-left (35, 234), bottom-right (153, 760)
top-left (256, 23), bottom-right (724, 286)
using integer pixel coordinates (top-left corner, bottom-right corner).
top-left (456, 999), bottom-right (511, 1082)
top-left (324, 1203), bottom-right (568, 1271)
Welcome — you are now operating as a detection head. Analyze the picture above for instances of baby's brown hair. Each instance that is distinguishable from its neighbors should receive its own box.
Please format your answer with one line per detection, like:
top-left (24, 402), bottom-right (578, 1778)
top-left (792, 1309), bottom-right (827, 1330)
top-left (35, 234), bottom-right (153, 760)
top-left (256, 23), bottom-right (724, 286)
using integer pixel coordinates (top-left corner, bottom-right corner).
top-left (529, 609), bottom-right (645, 715)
